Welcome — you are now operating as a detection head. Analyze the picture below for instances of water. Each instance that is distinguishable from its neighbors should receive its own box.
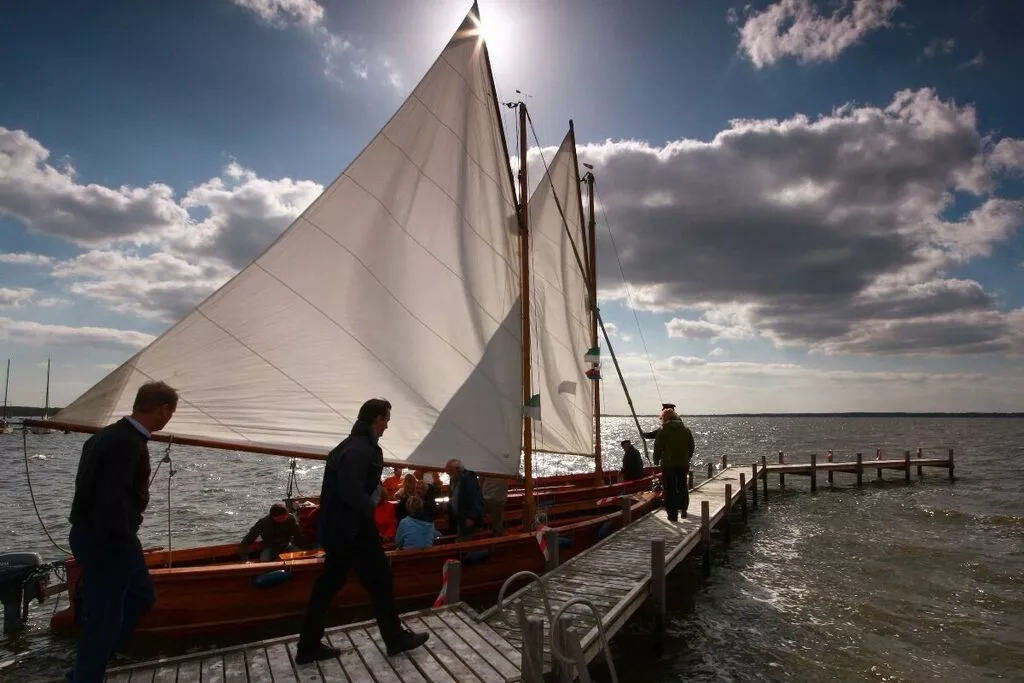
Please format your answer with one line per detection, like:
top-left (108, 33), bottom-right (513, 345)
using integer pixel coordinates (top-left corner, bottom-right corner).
top-left (1, 417), bottom-right (1022, 681)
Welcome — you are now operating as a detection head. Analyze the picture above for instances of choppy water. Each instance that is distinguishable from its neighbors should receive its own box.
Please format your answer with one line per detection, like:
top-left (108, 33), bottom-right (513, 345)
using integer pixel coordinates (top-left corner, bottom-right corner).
top-left (1, 416), bottom-right (1022, 681)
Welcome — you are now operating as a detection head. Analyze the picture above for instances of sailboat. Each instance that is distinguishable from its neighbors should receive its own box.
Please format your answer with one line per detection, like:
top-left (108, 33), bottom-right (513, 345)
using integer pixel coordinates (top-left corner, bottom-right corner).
top-left (0, 360), bottom-right (12, 435)
top-left (33, 3), bottom-right (658, 637)
top-left (28, 358), bottom-right (55, 435)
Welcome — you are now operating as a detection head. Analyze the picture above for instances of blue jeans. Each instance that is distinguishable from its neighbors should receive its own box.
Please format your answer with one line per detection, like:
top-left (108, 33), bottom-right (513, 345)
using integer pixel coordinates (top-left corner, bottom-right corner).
top-left (68, 525), bottom-right (155, 683)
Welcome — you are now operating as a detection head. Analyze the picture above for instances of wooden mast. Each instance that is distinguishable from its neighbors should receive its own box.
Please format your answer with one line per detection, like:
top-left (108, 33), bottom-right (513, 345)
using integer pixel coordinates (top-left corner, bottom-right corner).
top-left (584, 169), bottom-right (601, 478)
top-left (518, 103), bottom-right (535, 527)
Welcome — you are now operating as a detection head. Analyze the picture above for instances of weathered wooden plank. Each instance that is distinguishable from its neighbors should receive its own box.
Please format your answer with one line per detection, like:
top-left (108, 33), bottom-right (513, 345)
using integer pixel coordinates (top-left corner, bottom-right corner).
top-left (153, 664), bottom-right (177, 683)
top-left (453, 608), bottom-right (522, 669)
top-left (285, 641), bottom-right (339, 683)
top-left (201, 656), bottom-right (225, 683)
top-left (364, 626), bottom-right (430, 683)
top-left (223, 651), bottom-right (247, 683)
top-left (127, 670), bottom-right (153, 683)
top-left (265, 643), bottom-right (299, 682)
top-left (245, 647), bottom-right (274, 683)
top-left (436, 610), bottom-right (519, 680)
top-left (346, 629), bottom-right (402, 683)
top-left (420, 614), bottom-right (506, 683)
top-left (405, 616), bottom-right (484, 683)
top-left (176, 660), bottom-right (201, 683)
top-left (105, 672), bottom-right (132, 683)
top-left (325, 631), bottom-right (373, 683)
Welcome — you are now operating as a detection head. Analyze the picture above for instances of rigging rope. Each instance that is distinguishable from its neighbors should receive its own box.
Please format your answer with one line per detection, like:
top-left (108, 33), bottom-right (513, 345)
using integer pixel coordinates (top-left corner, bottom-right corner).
top-left (21, 426), bottom-right (71, 556)
top-left (595, 190), bottom-right (664, 405)
top-left (157, 439), bottom-right (176, 569)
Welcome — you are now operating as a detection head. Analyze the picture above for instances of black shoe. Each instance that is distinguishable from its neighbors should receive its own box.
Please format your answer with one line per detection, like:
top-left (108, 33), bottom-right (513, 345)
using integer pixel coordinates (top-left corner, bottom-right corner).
top-left (386, 627), bottom-right (429, 656)
top-left (295, 641), bottom-right (341, 664)
top-left (667, 516), bottom-right (678, 522)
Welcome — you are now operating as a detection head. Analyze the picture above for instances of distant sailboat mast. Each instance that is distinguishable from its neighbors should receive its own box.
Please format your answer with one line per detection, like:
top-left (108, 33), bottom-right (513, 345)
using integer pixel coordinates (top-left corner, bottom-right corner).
top-left (42, 357), bottom-right (50, 420)
top-left (1, 359), bottom-right (12, 434)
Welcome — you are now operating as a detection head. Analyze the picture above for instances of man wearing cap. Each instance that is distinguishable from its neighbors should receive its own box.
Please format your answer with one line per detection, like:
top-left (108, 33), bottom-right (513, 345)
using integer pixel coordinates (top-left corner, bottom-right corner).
top-left (619, 439), bottom-right (644, 481)
top-left (641, 403), bottom-right (677, 440)
top-left (653, 407), bottom-right (695, 522)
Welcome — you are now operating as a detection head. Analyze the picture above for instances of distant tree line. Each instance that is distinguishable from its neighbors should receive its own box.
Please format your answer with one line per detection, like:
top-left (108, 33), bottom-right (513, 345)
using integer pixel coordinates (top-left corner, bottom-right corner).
top-left (3, 406), bottom-right (64, 417)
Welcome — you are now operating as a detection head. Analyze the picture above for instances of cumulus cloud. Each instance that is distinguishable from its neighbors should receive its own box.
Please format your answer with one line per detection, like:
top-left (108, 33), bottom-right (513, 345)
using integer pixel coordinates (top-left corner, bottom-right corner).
top-left (736, 0), bottom-right (902, 68)
top-left (989, 138), bottom-right (1024, 174)
top-left (0, 127), bottom-right (187, 246)
top-left (0, 251), bottom-right (54, 266)
top-left (0, 287), bottom-right (36, 308)
top-left (0, 317), bottom-right (154, 351)
top-left (584, 88), bottom-right (1024, 356)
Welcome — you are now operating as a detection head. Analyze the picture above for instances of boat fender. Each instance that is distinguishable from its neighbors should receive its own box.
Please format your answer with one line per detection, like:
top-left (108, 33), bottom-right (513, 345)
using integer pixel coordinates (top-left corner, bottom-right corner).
top-left (252, 569), bottom-right (293, 588)
top-left (558, 536), bottom-right (572, 549)
top-left (596, 520), bottom-right (614, 540)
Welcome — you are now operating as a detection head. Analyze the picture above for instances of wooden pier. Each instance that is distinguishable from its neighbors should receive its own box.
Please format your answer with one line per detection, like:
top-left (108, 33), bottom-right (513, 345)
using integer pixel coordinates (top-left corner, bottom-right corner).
top-left (82, 449), bottom-right (953, 683)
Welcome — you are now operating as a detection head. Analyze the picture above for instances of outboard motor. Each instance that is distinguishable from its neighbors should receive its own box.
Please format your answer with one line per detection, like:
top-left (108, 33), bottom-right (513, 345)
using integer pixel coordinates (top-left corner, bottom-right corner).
top-left (0, 551), bottom-right (47, 633)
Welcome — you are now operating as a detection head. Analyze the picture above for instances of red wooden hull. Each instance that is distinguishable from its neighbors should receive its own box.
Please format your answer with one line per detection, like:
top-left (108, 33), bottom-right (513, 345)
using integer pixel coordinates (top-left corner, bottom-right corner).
top-left (52, 474), bottom-right (660, 638)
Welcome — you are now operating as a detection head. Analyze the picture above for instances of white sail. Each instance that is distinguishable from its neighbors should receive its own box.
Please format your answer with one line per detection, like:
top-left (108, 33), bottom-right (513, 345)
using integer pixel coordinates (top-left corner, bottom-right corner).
top-left (57, 6), bottom-right (524, 475)
top-left (528, 131), bottom-right (594, 456)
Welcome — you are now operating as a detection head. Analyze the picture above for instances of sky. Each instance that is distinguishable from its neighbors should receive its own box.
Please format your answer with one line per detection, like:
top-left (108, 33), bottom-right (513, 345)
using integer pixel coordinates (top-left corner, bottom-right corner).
top-left (1, 0), bottom-right (1022, 415)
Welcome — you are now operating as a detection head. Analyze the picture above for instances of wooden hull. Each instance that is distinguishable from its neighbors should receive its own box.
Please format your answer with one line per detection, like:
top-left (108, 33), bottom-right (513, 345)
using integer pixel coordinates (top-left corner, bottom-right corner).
top-left (52, 492), bottom-right (658, 638)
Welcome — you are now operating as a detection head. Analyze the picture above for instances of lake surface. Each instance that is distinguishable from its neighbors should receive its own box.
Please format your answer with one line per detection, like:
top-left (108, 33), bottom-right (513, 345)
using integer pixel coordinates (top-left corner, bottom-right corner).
top-left (2, 416), bottom-right (1022, 681)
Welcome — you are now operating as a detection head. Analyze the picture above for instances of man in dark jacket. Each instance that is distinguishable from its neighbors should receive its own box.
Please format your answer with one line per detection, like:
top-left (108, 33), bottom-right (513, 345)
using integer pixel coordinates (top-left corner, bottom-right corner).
top-left (653, 408), bottom-right (695, 522)
top-left (620, 439), bottom-right (644, 481)
top-left (641, 402), bottom-right (677, 440)
top-left (240, 502), bottom-right (302, 561)
top-left (295, 398), bottom-right (428, 664)
top-left (444, 458), bottom-right (485, 539)
top-left (67, 381), bottom-right (178, 683)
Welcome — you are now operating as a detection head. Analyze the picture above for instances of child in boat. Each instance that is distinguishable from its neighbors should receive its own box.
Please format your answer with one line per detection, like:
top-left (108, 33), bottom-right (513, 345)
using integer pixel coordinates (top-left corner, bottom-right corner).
top-left (240, 502), bottom-right (303, 561)
top-left (394, 473), bottom-right (418, 521)
top-left (395, 496), bottom-right (440, 550)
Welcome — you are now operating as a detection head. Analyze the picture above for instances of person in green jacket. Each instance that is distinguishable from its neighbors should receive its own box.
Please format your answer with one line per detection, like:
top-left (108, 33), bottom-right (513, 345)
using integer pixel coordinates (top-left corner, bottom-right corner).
top-left (653, 408), bottom-right (695, 521)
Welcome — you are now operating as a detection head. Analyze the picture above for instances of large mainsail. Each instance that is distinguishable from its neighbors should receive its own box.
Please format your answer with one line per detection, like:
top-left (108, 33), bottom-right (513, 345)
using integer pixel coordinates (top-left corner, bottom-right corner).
top-left (527, 131), bottom-right (594, 457)
top-left (56, 6), bottom-right (525, 475)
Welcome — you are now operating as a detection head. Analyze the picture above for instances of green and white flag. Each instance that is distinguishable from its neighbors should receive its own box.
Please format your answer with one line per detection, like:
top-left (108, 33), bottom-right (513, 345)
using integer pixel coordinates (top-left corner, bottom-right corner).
top-left (523, 393), bottom-right (541, 420)
top-left (584, 346), bottom-right (600, 364)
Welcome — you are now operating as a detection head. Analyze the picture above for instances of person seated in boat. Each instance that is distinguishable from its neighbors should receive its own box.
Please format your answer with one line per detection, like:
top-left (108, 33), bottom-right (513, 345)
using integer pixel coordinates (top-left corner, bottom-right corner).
top-left (480, 475), bottom-right (509, 535)
top-left (415, 470), bottom-right (441, 521)
top-left (444, 458), bottom-right (485, 539)
top-left (393, 473), bottom-right (418, 520)
top-left (240, 502), bottom-right (303, 562)
top-left (382, 466), bottom-right (404, 498)
top-left (620, 439), bottom-right (644, 481)
top-left (394, 496), bottom-right (440, 550)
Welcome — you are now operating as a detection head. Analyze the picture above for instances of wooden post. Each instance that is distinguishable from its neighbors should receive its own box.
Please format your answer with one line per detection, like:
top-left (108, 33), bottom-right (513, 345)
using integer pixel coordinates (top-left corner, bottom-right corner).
top-left (761, 455), bottom-right (768, 502)
top-left (688, 470), bottom-right (694, 490)
top-left (778, 451), bottom-right (785, 489)
top-left (722, 454), bottom-right (728, 470)
top-left (827, 449), bottom-right (834, 485)
top-left (445, 559), bottom-right (462, 604)
top-left (739, 473), bottom-right (748, 520)
top-left (521, 615), bottom-right (545, 683)
top-left (916, 447), bottom-right (923, 478)
top-left (876, 448), bottom-right (883, 480)
top-left (751, 462), bottom-right (758, 507)
top-left (904, 450), bottom-right (911, 483)
top-left (701, 500), bottom-right (711, 576)
top-left (650, 539), bottom-right (666, 652)
top-left (723, 484), bottom-right (732, 544)
top-left (810, 453), bottom-right (817, 493)
top-left (948, 447), bottom-right (955, 481)
top-left (620, 496), bottom-right (632, 526)
top-left (544, 528), bottom-right (559, 571)
top-left (707, 461), bottom-right (714, 479)
top-left (553, 616), bottom-right (574, 683)
top-left (856, 452), bottom-right (863, 487)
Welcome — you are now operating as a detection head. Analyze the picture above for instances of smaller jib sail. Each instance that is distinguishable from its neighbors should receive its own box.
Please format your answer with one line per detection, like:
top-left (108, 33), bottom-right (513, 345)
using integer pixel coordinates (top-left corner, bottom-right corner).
top-left (527, 130), bottom-right (594, 457)
top-left (57, 4), bottom-right (524, 475)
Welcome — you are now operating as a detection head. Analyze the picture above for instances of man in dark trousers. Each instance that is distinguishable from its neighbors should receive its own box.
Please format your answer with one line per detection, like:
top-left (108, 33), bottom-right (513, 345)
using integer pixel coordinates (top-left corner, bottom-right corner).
top-left (653, 407), bottom-right (696, 522)
top-left (67, 381), bottom-right (178, 683)
top-left (295, 398), bottom-right (428, 664)
top-left (444, 458), bottom-right (485, 539)
top-left (620, 439), bottom-right (644, 481)
top-left (641, 402), bottom-right (677, 440)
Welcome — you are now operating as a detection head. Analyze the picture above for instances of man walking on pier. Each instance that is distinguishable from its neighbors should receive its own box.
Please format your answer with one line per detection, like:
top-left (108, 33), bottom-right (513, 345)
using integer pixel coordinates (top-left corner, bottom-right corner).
top-left (295, 398), bottom-right (429, 664)
top-left (67, 381), bottom-right (178, 683)
top-left (653, 407), bottom-right (695, 522)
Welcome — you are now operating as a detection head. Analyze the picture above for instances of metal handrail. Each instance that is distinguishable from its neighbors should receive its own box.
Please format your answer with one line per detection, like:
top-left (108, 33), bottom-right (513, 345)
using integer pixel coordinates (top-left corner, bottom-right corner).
top-left (495, 570), bottom-right (554, 628)
top-left (550, 597), bottom-right (619, 683)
